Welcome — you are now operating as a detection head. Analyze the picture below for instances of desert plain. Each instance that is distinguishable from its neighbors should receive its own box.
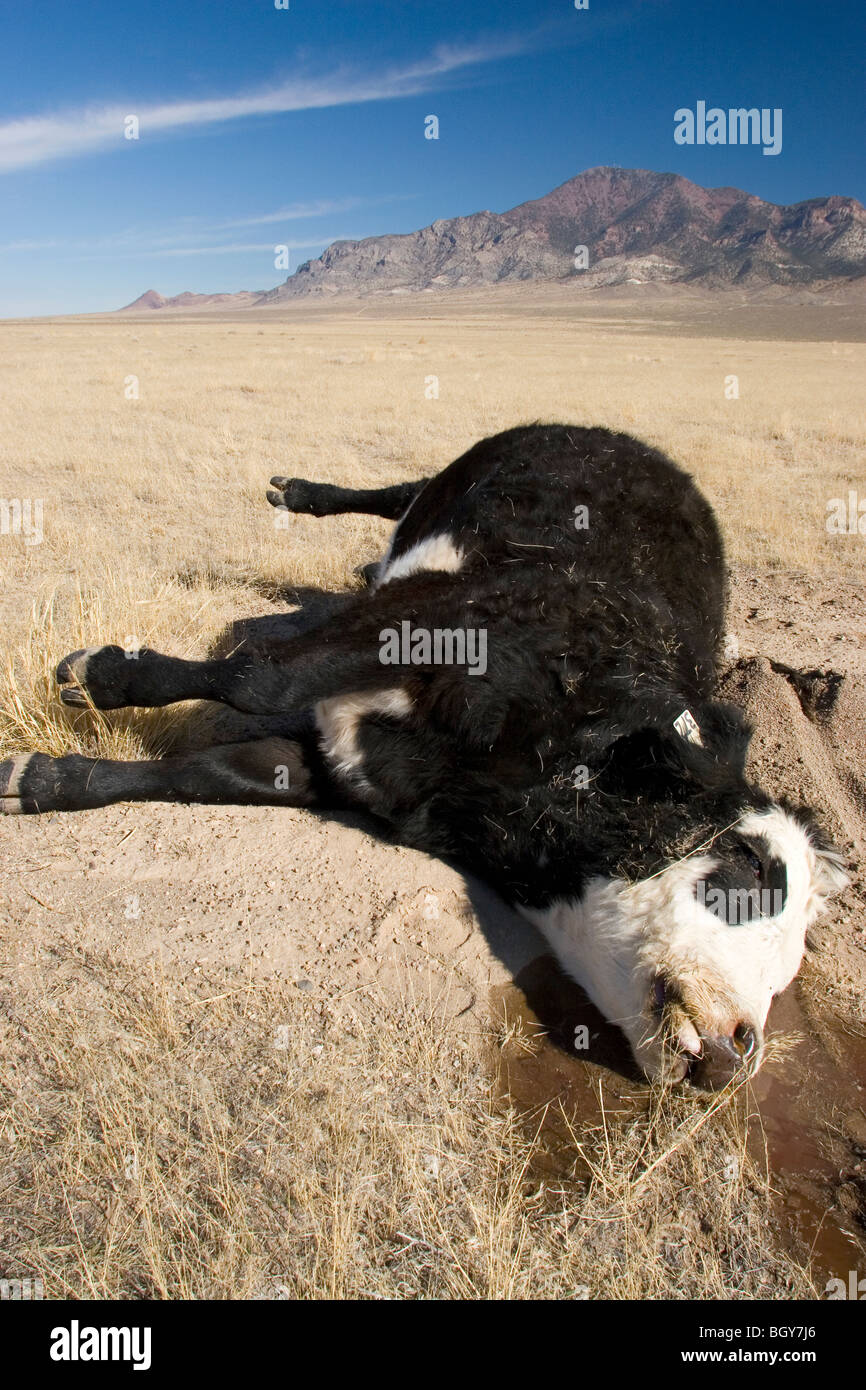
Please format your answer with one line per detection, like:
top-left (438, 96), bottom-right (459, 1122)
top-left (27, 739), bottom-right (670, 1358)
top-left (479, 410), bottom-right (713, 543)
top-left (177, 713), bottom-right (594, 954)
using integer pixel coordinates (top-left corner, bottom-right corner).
top-left (0, 284), bottom-right (864, 1299)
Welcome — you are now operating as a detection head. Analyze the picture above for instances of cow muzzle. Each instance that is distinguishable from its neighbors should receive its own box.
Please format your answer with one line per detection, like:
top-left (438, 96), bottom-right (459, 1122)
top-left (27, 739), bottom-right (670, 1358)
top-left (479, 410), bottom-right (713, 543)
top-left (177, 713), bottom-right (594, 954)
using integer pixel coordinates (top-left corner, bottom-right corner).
top-left (650, 977), bottom-right (763, 1088)
top-left (690, 1022), bottom-right (763, 1089)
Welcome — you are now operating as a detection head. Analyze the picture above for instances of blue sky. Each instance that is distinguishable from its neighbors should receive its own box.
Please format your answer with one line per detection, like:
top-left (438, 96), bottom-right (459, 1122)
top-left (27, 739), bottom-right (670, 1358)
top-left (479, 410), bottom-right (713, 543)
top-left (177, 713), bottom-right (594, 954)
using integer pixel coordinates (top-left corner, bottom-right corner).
top-left (1, 0), bottom-right (863, 316)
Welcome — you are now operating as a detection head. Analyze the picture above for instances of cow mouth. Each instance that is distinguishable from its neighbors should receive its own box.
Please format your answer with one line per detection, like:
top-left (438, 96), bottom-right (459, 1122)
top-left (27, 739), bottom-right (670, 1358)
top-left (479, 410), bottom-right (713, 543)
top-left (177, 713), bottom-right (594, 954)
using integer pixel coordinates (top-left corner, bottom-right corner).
top-left (649, 975), bottom-right (761, 1086)
top-left (650, 975), bottom-right (704, 1079)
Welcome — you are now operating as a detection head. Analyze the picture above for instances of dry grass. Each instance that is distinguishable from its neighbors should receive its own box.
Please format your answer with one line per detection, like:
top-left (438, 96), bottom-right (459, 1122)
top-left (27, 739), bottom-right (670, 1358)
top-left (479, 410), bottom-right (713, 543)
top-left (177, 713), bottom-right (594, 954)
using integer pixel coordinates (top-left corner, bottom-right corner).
top-left (0, 943), bottom-right (815, 1300)
top-left (0, 298), bottom-right (861, 1299)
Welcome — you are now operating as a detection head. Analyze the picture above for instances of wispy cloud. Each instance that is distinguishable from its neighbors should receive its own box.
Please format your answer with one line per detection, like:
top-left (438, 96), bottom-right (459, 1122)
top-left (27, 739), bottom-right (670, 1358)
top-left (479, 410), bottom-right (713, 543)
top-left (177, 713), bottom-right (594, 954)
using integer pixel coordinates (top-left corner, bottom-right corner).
top-left (0, 238), bottom-right (66, 253)
top-left (217, 195), bottom-right (415, 229)
top-left (0, 38), bottom-right (527, 174)
top-left (0, 193), bottom-right (416, 257)
top-left (78, 237), bottom-right (345, 260)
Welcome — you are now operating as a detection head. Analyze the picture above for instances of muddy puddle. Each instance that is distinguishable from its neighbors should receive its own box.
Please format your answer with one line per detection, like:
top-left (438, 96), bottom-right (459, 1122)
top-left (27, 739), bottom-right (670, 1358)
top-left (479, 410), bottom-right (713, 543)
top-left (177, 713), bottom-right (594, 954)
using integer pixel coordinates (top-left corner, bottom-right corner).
top-left (490, 955), bottom-right (866, 1285)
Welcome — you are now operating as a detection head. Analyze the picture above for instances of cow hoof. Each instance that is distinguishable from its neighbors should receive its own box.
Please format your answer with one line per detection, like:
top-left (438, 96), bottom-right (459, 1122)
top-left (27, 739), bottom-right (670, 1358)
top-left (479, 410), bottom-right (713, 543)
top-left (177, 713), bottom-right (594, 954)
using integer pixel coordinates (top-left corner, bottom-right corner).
top-left (353, 561), bottom-right (380, 588)
top-left (0, 753), bottom-right (56, 814)
top-left (56, 645), bottom-right (134, 708)
top-left (0, 754), bottom-right (31, 813)
top-left (267, 477), bottom-right (322, 514)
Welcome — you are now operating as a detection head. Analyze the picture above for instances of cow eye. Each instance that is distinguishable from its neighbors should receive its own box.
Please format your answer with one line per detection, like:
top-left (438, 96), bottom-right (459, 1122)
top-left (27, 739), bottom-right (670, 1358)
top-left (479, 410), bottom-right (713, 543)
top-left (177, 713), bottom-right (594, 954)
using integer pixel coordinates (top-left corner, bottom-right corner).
top-left (739, 845), bottom-right (762, 877)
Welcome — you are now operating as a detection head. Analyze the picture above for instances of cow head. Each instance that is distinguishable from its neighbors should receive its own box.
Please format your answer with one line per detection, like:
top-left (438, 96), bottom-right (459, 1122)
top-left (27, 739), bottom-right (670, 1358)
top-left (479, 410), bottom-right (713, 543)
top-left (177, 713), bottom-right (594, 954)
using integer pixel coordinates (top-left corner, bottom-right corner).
top-left (524, 702), bottom-right (850, 1088)
top-left (620, 804), bottom-right (849, 1085)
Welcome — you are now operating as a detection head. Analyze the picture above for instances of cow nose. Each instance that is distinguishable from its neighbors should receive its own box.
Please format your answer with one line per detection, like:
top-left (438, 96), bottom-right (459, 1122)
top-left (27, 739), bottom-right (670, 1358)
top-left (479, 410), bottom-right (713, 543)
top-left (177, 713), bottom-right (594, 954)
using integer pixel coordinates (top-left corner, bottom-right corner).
top-left (733, 1022), bottom-right (759, 1060)
top-left (693, 1022), bottom-right (762, 1089)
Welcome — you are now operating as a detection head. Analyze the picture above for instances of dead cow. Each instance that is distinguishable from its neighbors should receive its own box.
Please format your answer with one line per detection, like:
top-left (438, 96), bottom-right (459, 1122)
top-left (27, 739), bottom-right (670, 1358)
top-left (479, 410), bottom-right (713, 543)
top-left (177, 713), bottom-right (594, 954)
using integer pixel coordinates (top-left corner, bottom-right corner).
top-left (0, 424), bottom-right (849, 1087)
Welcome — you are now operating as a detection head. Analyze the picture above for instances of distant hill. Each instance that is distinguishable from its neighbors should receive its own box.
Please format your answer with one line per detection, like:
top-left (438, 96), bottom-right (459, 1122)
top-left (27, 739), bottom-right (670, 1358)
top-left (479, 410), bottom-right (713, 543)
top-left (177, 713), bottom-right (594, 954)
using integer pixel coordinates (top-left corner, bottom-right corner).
top-left (120, 288), bottom-right (263, 311)
top-left (118, 167), bottom-right (866, 310)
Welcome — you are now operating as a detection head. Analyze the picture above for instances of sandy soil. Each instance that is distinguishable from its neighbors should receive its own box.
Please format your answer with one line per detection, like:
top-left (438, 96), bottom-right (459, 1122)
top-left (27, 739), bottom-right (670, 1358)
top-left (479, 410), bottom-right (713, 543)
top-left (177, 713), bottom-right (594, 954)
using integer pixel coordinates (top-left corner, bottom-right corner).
top-left (725, 568), bottom-right (866, 1012)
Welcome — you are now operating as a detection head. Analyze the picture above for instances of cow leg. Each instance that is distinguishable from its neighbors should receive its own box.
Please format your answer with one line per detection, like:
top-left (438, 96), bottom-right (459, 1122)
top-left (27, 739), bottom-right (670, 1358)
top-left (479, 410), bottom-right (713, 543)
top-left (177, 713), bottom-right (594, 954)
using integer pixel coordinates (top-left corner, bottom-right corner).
top-left (266, 477), bottom-right (425, 519)
top-left (0, 735), bottom-right (323, 815)
top-left (55, 606), bottom-right (407, 715)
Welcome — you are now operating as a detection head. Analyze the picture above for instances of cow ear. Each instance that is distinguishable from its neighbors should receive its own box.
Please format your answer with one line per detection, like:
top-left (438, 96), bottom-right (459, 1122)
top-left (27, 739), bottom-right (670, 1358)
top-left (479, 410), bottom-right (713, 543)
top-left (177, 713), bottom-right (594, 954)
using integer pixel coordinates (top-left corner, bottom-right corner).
top-left (813, 842), bottom-right (850, 896)
top-left (670, 700), bottom-right (753, 785)
top-left (777, 801), bottom-right (850, 897)
top-left (590, 700), bottom-right (752, 798)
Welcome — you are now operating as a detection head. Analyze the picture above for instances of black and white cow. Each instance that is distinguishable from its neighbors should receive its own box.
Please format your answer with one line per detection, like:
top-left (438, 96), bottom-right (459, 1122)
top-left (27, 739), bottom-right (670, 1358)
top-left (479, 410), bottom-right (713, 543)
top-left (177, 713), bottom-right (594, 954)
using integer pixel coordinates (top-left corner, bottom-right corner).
top-left (0, 425), bottom-right (848, 1086)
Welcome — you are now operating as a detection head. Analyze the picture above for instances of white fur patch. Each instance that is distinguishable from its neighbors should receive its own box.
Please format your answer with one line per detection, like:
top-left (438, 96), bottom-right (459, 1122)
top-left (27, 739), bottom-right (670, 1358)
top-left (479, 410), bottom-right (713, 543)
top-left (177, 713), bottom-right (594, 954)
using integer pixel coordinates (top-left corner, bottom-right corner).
top-left (376, 532), bottom-right (464, 588)
top-left (314, 687), bottom-right (412, 788)
top-left (520, 879), bottom-right (640, 1037)
top-left (520, 804), bottom-right (847, 1081)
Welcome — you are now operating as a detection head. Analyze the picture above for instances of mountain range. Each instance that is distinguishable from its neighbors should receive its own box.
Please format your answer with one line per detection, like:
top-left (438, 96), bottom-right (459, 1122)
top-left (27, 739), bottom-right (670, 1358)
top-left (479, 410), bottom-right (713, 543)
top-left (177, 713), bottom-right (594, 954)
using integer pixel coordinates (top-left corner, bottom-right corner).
top-left (119, 166), bottom-right (866, 311)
